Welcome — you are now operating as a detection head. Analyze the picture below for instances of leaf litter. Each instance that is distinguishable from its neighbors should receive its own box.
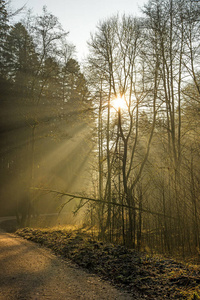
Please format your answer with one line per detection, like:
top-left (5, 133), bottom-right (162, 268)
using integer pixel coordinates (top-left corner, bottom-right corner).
top-left (16, 227), bottom-right (200, 300)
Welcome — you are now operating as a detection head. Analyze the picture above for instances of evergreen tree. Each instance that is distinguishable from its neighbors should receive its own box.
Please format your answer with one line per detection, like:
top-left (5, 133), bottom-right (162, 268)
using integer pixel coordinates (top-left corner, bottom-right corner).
top-left (0, 0), bottom-right (10, 100)
top-left (7, 22), bottom-right (38, 101)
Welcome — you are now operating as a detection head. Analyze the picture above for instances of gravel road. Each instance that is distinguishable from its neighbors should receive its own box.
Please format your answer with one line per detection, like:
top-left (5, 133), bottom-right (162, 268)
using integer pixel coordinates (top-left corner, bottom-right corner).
top-left (0, 230), bottom-right (132, 300)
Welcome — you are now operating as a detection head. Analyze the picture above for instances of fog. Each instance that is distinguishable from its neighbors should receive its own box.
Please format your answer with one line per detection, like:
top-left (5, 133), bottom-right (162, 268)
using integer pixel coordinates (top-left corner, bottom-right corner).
top-left (0, 99), bottom-right (95, 227)
top-left (1, 1), bottom-right (200, 257)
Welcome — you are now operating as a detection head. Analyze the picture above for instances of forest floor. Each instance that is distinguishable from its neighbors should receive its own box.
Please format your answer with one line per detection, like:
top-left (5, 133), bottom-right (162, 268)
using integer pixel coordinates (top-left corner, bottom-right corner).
top-left (1, 217), bottom-right (200, 300)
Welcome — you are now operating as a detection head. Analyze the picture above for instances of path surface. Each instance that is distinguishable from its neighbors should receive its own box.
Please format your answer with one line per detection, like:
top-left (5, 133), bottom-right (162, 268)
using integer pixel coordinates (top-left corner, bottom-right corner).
top-left (0, 230), bottom-right (132, 300)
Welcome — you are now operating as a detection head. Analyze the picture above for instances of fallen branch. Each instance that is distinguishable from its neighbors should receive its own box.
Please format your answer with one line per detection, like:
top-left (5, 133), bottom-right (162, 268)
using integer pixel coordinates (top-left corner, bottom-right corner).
top-left (32, 187), bottom-right (177, 219)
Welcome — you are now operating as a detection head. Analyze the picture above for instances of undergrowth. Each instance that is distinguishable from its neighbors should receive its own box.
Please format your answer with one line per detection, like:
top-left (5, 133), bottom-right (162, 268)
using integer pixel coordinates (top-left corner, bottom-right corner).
top-left (16, 226), bottom-right (200, 300)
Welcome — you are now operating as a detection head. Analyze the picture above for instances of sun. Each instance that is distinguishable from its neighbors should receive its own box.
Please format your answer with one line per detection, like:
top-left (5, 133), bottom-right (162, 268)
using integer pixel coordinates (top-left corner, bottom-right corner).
top-left (112, 95), bottom-right (127, 111)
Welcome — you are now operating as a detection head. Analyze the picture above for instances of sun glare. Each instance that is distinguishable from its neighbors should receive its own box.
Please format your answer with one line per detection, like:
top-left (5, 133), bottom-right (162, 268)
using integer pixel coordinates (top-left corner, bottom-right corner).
top-left (112, 95), bottom-right (126, 111)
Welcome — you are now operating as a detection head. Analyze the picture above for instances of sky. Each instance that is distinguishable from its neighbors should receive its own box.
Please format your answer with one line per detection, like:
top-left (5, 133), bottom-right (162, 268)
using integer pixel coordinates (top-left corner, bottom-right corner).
top-left (11, 0), bottom-right (148, 63)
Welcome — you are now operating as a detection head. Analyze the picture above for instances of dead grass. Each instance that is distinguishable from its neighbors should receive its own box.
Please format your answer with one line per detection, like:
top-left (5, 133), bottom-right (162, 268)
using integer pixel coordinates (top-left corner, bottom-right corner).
top-left (16, 226), bottom-right (200, 300)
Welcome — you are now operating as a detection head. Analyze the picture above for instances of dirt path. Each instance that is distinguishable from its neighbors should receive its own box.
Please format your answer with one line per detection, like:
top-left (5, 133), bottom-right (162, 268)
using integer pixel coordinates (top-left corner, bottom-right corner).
top-left (0, 230), bottom-right (132, 300)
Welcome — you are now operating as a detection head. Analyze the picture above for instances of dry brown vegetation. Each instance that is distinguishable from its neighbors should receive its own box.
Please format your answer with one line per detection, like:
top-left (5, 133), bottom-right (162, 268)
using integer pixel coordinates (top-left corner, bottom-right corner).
top-left (16, 226), bottom-right (200, 300)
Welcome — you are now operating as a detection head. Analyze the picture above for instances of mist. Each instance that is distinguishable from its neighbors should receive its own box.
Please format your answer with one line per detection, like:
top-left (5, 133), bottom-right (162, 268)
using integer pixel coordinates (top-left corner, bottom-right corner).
top-left (0, 97), bottom-right (94, 225)
top-left (1, 0), bottom-right (200, 260)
